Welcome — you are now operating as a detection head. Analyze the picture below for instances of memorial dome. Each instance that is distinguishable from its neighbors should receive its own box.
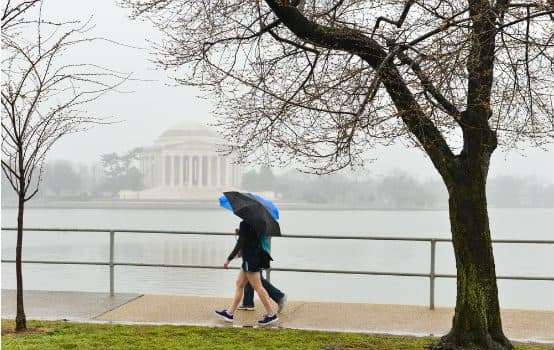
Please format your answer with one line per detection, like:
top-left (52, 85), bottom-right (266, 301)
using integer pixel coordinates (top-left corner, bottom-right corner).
top-left (130, 121), bottom-right (242, 200)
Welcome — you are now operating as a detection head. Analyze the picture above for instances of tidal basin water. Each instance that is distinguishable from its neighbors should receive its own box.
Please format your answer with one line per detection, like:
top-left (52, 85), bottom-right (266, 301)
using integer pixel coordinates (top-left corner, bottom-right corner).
top-left (2, 207), bottom-right (553, 310)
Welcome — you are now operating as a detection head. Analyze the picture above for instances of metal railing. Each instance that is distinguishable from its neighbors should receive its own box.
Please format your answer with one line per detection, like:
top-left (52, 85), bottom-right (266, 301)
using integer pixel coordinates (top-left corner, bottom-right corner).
top-left (2, 227), bottom-right (553, 310)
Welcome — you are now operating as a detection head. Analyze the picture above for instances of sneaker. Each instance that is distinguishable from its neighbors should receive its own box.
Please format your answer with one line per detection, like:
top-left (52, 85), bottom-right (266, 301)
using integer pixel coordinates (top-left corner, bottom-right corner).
top-left (238, 305), bottom-right (255, 311)
top-left (277, 295), bottom-right (287, 313)
top-left (257, 314), bottom-right (278, 326)
top-left (214, 309), bottom-right (234, 323)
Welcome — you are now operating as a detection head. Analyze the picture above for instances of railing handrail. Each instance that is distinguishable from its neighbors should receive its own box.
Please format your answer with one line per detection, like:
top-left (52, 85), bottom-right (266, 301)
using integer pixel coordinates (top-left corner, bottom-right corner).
top-left (2, 226), bottom-right (553, 310)
top-left (2, 259), bottom-right (553, 281)
top-left (2, 226), bottom-right (553, 244)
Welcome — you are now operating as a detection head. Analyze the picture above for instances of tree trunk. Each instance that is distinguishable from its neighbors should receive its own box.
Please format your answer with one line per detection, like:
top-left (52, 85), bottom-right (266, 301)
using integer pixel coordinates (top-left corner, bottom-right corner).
top-left (435, 172), bottom-right (512, 350)
top-left (15, 192), bottom-right (27, 332)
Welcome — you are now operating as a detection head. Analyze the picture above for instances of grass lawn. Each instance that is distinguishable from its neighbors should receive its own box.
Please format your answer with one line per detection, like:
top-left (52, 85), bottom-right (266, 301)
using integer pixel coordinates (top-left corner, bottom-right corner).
top-left (2, 320), bottom-right (553, 350)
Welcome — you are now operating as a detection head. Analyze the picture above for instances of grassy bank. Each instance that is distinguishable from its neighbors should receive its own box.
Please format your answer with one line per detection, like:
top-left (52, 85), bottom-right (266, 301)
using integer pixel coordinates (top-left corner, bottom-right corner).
top-left (2, 321), bottom-right (553, 350)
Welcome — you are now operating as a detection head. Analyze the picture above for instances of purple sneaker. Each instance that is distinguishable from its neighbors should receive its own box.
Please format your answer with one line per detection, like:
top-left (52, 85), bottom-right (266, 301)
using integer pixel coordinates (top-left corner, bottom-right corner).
top-left (257, 314), bottom-right (278, 326)
top-left (215, 309), bottom-right (234, 323)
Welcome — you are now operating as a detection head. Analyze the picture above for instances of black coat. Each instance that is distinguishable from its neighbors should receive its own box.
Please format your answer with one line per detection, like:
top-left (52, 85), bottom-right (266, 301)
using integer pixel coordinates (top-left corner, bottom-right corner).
top-left (227, 221), bottom-right (272, 266)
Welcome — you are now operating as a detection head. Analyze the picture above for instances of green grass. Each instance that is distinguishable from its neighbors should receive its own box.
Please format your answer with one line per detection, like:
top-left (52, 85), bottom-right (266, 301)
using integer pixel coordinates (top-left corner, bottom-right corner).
top-left (2, 320), bottom-right (553, 350)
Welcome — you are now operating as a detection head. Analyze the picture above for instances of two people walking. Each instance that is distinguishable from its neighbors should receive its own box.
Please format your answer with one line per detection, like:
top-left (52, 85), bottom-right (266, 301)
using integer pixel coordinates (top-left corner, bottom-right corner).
top-left (215, 192), bottom-right (285, 326)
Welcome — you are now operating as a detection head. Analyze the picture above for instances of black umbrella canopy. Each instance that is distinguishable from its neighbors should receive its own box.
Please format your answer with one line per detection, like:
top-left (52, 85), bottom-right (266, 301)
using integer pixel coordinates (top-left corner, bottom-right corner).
top-left (223, 191), bottom-right (281, 236)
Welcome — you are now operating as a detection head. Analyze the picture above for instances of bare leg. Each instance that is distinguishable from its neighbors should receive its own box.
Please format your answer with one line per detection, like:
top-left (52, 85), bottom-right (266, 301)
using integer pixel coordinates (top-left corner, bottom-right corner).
top-left (228, 271), bottom-right (248, 314)
top-left (246, 272), bottom-right (274, 315)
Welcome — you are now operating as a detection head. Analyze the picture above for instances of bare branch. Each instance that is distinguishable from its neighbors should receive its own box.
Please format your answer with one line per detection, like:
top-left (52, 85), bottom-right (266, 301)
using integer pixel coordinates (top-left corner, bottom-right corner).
top-left (120, 0), bottom-right (554, 175)
top-left (2, 5), bottom-right (128, 200)
top-left (1, 0), bottom-right (41, 30)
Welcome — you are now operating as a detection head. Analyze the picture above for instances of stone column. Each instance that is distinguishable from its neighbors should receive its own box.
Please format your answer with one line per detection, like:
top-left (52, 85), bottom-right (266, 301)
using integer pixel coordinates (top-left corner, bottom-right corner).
top-left (184, 155), bottom-right (190, 186)
top-left (183, 154), bottom-right (190, 186)
top-left (206, 154), bottom-right (211, 187)
top-left (152, 154), bottom-right (156, 187)
top-left (169, 154), bottom-right (174, 187)
top-left (174, 155), bottom-right (180, 187)
top-left (211, 155), bottom-right (218, 187)
top-left (219, 157), bottom-right (226, 187)
top-left (169, 154), bottom-right (173, 187)
top-left (180, 155), bottom-right (184, 186)
top-left (192, 155), bottom-right (199, 186)
top-left (190, 155), bottom-right (194, 186)
top-left (201, 155), bottom-right (209, 187)
top-left (197, 154), bottom-right (202, 187)
top-left (161, 153), bottom-right (165, 187)
top-left (150, 157), bottom-right (154, 187)
top-left (156, 153), bottom-right (161, 187)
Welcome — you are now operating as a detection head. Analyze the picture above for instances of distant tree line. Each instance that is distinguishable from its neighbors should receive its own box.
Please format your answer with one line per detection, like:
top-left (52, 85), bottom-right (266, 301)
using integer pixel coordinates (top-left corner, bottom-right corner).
top-left (1, 149), bottom-right (144, 200)
top-left (3, 161), bottom-right (553, 208)
top-left (242, 167), bottom-right (554, 209)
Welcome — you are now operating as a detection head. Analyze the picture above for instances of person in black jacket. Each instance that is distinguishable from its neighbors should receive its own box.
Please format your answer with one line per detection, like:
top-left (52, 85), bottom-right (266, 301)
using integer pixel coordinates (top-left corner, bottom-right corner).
top-left (229, 227), bottom-right (287, 313)
top-left (215, 220), bottom-right (278, 326)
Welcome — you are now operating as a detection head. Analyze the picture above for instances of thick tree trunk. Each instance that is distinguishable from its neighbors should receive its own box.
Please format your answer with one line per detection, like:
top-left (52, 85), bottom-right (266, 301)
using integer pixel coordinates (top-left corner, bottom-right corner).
top-left (15, 192), bottom-right (27, 332)
top-left (435, 173), bottom-right (512, 350)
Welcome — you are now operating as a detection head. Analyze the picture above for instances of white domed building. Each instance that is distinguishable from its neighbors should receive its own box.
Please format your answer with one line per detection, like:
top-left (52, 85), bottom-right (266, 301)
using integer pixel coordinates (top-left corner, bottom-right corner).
top-left (129, 122), bottom-right (242, 200)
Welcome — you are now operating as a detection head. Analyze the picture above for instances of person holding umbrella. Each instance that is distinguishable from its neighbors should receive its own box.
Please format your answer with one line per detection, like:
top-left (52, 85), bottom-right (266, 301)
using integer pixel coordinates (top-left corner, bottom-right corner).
top-left (228, 227), bottom-right (287, 313)
top-left (238, 235), bottom-right (287, 313)
top-left (215, 192), bottom-right (281, 326)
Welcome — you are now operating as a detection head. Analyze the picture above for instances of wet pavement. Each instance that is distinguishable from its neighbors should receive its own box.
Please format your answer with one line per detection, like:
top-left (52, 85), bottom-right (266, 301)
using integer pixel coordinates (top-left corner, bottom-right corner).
top-left (1, 289), bottom-right (140, 321)
top-left (2, 290), bottom-right (553, 344)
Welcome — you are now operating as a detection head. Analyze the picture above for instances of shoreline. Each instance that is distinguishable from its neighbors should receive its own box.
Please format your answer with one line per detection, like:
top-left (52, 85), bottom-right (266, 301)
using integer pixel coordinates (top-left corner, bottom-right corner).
top-left (1, 199), bottom-right (551, 211)
top-left (1, 199), bottom-right (449, 211)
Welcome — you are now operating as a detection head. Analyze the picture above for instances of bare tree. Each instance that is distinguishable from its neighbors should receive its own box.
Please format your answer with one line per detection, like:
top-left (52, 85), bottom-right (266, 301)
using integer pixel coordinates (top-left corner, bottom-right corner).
top-left (1, 0), bottom-right (127, 332)
top-left (1, 0), bottom-right (41, 31)
top-left (121, 0), bottom-right (553, 349)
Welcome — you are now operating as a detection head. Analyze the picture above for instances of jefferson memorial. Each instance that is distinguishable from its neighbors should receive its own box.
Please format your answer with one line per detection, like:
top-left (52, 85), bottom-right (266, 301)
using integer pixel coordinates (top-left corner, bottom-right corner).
top-left (128, 122), bottom-right (242, 200)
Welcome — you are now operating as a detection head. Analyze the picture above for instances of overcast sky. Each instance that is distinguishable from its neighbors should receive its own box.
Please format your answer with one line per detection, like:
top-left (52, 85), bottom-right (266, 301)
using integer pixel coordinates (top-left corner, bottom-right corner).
top-left (40, 0), bottom-right (553, 183)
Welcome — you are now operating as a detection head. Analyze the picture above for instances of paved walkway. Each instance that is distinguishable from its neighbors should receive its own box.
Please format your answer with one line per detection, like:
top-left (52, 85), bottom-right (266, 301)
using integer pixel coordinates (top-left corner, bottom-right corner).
top-left (1, 290), bottom-right (140, 321)
top-left (2, 290), bottom-right (553, 344)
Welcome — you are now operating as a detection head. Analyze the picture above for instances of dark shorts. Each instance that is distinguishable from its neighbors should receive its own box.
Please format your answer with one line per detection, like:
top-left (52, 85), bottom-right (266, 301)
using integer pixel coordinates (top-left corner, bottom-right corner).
top-left (241, 260), bottom-right (263, 273)
top-left (241, 251), bottom-right (270, 273)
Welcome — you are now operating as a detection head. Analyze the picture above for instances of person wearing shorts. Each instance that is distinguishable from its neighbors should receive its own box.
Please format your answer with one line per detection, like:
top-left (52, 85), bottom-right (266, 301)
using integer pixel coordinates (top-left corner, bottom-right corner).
top-left (215, 220), bottom-right (278, 326)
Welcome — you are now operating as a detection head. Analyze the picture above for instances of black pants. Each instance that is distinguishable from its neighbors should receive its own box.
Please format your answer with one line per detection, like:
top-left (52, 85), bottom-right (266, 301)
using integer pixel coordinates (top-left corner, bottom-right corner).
top-left (242, 272), bottom-right (284, 306)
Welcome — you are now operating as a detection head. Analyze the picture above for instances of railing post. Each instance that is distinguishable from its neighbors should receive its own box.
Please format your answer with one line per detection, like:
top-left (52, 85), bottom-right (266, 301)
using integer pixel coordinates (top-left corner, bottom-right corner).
top-left (109, 230), bottom-right (115, 296)
top-left (429, 239), bottom-right (436, 310)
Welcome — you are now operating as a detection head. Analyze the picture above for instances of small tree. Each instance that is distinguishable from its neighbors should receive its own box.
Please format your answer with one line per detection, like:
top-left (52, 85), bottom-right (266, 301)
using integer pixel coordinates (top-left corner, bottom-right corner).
top-left (100, 152), bottom-right (126, 195)
top-left (99, 148), bottom-right (144, 196)
top-left (123, 0), bottom-right (553, 348)
top-left (1, 0), bottom-right (127, 332)
top-left (43, 160), bottom-right (81, 196)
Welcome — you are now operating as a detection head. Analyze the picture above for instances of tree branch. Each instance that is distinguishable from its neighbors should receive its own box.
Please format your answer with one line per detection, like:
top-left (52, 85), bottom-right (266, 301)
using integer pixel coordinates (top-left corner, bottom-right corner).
top-left (264, 0), bottom-right (456, 178)
top-left (396, 49), bottom-right (462, 122)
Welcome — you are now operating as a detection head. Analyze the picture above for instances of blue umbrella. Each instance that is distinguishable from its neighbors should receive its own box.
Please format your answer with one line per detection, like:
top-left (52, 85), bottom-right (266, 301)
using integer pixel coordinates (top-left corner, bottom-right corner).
top-left (219, 191), bottom-right (281, 236)
top-left (219, 192), bottom-right (279, 220)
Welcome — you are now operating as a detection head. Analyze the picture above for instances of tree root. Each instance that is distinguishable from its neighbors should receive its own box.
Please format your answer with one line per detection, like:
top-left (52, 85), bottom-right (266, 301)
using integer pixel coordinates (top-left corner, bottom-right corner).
top-left (429, 331), bottom-right (514, 350)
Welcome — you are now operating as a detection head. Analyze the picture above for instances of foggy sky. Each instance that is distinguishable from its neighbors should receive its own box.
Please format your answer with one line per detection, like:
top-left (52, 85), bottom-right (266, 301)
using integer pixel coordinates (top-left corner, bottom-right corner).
top-left (41, 1), bottom-right (553, 183)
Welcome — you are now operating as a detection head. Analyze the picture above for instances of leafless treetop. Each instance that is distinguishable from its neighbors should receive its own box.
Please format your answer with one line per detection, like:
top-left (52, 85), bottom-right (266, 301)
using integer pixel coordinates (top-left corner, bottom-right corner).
top-left (2, 0), bottom-right (129, 199)
top-left (122, 0), bottom-right (553, 172)
top-left (2, 0), bottom-right (41, 30)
